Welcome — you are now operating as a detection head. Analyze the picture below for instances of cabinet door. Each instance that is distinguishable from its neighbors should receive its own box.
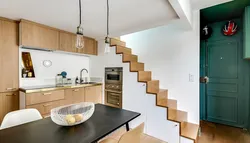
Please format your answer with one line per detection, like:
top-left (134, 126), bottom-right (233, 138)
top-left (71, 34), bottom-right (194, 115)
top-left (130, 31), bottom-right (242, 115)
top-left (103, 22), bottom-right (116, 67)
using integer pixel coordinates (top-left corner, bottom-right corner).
top-left (77, 37), bottom-right (98, 55)
top-left (20, 20), bottom-right (59, 50)
top-left (59, 32), bottom-right (76, 53)
top-left (0, 20), bottom-right (19, 92)
top-left (85, 85), bottom-right (102, 104)
top-left (72, 88), bottom-right (85, 104)
top-left (0, 92), bottom-right (19, 123)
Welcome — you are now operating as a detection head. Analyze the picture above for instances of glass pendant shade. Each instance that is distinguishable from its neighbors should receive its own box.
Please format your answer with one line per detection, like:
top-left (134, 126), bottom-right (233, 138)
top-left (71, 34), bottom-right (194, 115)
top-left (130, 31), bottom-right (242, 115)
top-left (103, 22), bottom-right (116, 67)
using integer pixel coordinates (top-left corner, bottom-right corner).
top-left (104, 42), bottom-right (110, 54)
top-left (76, 26), bottom-right (84, 49)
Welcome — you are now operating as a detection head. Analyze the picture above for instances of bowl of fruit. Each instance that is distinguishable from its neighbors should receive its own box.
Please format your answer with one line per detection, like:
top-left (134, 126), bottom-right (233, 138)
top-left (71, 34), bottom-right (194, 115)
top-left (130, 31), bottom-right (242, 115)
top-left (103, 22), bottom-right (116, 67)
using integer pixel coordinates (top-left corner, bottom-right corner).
top-left (51, 102), bottom-right (95, 126)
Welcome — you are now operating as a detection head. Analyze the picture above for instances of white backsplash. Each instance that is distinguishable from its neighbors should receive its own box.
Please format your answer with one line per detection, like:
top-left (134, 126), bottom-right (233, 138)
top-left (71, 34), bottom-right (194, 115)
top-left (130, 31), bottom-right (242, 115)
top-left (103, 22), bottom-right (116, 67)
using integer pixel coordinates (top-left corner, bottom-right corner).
top-left (19, 48), bottom-right (91, 87)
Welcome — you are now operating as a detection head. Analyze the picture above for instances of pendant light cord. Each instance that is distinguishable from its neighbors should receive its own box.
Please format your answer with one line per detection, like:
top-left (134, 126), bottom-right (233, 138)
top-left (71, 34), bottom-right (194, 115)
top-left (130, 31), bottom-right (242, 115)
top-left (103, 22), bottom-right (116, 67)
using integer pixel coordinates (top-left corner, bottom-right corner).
top-left (79, 0), bottom-right (82, 25)
top-left (107, 0), bottom-right (109, 37)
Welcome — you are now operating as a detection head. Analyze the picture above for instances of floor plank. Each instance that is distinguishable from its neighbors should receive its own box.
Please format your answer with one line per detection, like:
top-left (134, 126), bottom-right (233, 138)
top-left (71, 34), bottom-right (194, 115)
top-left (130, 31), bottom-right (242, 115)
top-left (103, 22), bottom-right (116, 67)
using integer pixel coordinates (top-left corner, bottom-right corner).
top-left (198, 121), bottom-right (250, 143)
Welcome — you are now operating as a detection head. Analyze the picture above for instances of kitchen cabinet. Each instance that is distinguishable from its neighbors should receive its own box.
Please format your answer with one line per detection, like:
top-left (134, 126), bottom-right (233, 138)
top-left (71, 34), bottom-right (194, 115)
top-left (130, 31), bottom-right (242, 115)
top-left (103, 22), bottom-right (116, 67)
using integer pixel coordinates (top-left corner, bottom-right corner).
top-left (85, 85), bottom-right (102, 104)
top-left (19, 19), bottom-right (59, 50)
top-left (77, 37), bottom-right (98, 55)
top-left (64, 88), bottom-right (85, 104)
top-left (244, 6), bottom-right (250, 59)
top-left (0, 19), bottom-right (19, 93)
top-left (59, 31), bottom-right (77, 53)
top-left (0, 92), bottom-right (19, 123)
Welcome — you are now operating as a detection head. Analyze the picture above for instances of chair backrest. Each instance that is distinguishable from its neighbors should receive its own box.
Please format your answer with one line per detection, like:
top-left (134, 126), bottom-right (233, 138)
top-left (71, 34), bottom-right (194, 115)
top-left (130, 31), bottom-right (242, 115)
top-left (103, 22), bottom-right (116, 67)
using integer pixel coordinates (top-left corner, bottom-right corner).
top-left (0, 109), bottom-right (42, 129)
top-left (118, 123), bottom-right (144, 143)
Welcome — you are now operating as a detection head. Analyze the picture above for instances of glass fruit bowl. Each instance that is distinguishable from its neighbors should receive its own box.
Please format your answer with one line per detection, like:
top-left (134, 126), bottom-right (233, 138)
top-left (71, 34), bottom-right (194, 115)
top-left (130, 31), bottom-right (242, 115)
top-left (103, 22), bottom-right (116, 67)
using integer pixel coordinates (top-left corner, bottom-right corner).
top-left (51, 102), bottom-right (95, 126)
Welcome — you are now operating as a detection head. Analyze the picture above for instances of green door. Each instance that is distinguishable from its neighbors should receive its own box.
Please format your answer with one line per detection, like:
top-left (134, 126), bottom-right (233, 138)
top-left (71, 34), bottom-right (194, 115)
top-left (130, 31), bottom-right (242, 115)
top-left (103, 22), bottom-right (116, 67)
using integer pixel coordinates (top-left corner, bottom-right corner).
top-left (205, 39), bottom-right (249, 128)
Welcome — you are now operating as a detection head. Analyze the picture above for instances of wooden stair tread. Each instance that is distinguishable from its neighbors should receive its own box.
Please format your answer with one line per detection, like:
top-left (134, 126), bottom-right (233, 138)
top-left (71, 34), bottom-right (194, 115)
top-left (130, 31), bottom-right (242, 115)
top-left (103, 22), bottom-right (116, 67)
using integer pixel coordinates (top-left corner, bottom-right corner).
top-left (130, 62), bottom-right (144, 72)
top-left (110, 38), bottom-right (126, 47)
top-left (168, 108), bottom-right (187, 123)
top-left (123, 54), bottom-right (138, 62)
top-left (147, 80), bottom-right (160, 94)
top-left (181, 122), bottom-right (199, 141)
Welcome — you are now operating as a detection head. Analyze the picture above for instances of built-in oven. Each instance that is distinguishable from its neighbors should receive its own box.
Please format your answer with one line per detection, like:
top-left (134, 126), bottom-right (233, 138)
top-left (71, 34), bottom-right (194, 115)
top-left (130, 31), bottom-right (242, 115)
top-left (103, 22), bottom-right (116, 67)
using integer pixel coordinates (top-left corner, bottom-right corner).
top-left (105, 67), bottom-right (123, 84)
top-left (105, 90), bottom-right (122, 108)
top-left (105, 67), bottom-right (123, 108)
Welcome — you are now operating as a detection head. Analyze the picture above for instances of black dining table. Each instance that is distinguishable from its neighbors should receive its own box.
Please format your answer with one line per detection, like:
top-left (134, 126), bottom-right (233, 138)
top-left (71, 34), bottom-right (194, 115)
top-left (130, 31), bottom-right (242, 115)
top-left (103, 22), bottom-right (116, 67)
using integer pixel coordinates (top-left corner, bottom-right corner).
top-left (0, 104), bottom-right (140, 143)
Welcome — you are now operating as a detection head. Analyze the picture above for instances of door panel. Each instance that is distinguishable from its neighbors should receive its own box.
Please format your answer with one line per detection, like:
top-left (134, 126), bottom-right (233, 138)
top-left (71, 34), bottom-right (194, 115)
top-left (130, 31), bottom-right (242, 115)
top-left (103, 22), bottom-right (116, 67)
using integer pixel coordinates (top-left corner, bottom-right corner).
top-left (206, 39), bottom-right (249, 128)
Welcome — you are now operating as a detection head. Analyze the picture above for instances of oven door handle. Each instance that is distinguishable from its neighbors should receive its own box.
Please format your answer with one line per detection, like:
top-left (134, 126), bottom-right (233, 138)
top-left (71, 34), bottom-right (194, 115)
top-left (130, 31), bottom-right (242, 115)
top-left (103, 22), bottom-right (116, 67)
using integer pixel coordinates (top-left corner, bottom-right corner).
top-left (105, 89), bottom-right (122, 94)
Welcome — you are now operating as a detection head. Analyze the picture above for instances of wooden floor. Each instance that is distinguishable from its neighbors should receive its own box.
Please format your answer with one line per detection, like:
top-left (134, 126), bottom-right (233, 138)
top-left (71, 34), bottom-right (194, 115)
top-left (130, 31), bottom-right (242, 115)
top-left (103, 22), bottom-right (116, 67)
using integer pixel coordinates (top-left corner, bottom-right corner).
top-left (100, 127), bottom-right (167, 143)
top-left (197, 121), bottom-right (250, 143)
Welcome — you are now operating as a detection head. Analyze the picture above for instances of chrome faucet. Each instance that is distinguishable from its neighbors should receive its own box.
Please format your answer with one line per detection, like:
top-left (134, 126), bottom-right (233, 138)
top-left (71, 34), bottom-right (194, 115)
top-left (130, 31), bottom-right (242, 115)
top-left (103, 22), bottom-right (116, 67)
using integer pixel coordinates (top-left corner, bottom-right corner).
top-left (80, 68), bottom-right (88, 83)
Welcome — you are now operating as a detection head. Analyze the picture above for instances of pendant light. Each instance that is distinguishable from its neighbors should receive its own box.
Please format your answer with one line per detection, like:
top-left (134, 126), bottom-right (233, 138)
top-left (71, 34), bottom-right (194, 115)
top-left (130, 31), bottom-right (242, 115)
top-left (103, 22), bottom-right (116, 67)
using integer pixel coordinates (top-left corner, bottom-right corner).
top-left (104, 0), bottom-right (111, 54)
top-left (76, 0), bottom-right (84, 49)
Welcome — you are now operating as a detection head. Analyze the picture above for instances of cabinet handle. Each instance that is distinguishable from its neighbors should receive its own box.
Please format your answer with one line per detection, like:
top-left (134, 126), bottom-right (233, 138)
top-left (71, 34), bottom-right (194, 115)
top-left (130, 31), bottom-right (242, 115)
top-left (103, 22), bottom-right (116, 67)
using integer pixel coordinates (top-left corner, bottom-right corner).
top-left (43, 92), bottom-right (52, 95)
top-left (6, 94), bottom-right (17, 96)
top-left (117, 103), bottom-right (120, 105)
top-left (43, 104), bottom-right (52, 107)
top-left (6, 88), bottom-right (17, 91)
top-left (73, 89), bottom-right (79, 92)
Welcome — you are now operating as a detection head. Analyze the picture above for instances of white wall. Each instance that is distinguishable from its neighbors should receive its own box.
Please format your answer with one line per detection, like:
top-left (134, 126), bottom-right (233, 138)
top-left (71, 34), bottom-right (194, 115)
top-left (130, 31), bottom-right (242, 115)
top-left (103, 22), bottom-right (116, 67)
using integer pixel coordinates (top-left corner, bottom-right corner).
top-left (90, 10), bottom-right (200, 143)
top-left (90, 41), bottom-right (180, 143)
top-left (121, 10), bottom-right (200, 124)
top-left (20, 48), bottom-right (90, 87)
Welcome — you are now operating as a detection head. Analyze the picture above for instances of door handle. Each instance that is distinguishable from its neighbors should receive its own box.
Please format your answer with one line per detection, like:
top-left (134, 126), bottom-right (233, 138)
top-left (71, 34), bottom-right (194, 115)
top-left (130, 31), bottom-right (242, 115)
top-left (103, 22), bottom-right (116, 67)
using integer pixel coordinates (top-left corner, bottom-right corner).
top-left (73, 89), bottom-right (80, 92)
top-left (6, 94), bottom-right (17, 96)
top-left (200, 76), bottom-right (209, 84)
top-left (6, 88), bottom-right (17, 91)
top-left (43, 92), bottom-right (52, 95)
top-left (43, 104), bottom-right (52, 107)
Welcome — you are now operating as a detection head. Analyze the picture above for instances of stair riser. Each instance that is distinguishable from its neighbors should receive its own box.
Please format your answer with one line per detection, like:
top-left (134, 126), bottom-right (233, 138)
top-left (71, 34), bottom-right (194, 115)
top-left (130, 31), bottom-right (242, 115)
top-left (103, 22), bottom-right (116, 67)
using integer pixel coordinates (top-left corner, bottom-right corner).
top-left (138, 71), bottom-right (152, 82)
top-left (130, 63), bottom-right (144, 72)
top-left (123, 54), bottom-right (138, 62)
top-left (168, 108), bottom-right (188, 123)
top-left (116, 46), bottom-right (132, 54)
top-left (147, 81), bottom-right (160, 94)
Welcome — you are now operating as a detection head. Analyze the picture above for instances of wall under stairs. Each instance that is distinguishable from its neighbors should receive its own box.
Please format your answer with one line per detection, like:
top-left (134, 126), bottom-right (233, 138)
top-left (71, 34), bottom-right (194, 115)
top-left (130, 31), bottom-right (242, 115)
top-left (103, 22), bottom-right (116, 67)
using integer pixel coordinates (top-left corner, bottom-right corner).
top-left (90, 10), bottom-right (200, 143)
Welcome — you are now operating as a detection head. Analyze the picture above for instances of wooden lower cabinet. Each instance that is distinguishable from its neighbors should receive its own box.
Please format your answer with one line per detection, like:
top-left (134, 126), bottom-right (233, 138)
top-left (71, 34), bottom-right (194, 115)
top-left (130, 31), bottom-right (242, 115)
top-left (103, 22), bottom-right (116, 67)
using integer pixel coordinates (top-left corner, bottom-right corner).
top-left (64, 88), bottom-right (85, 104)
top-left (0, 91), bottom-right (19, 123)
top-left (85, 85), bottom-right (102, 104)
top-left (19, 85), bottom-right (102, 118)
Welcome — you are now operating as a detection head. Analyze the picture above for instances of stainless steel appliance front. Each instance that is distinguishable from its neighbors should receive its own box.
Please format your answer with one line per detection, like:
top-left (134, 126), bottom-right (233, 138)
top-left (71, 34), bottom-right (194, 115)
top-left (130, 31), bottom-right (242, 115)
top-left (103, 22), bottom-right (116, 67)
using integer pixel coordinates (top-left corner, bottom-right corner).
top-left (105, 67), bottom-right (123, 108)
top-left (105, 67), bottom-right (123, 84)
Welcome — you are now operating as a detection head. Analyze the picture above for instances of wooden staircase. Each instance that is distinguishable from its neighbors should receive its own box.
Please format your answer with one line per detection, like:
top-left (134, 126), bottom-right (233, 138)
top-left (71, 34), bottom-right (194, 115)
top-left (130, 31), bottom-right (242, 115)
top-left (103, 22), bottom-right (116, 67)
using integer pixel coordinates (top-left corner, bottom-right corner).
top-left (110, 38), bottom-right (199, 142)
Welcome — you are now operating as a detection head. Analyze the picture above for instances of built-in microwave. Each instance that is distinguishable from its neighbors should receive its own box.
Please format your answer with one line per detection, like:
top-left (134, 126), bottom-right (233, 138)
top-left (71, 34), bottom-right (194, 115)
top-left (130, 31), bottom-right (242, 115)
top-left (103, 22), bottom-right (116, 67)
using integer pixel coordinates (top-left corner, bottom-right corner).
top-left (105, 67), bottom-right (123, 84)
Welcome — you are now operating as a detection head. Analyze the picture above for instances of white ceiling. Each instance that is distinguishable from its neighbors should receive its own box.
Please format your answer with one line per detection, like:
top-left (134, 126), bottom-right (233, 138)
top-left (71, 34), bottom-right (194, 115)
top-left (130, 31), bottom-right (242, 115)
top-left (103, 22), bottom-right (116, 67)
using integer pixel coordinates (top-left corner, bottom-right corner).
top-left (0, 0), bottom-right (178, 39)
top-left (190, 0), bottom-right (233, 10)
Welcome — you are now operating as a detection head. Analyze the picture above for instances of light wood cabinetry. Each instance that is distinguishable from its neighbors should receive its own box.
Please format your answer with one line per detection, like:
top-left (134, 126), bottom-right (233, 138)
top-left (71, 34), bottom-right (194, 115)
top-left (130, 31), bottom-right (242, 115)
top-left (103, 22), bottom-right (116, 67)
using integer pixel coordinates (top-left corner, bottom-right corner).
top-left (20, 85), bottom-right (102, 118)
top-left (0, 92), bottom-right (19, 123)
top-left (64, 88), bottom-right (85, 104)
top-left (59, 31), bottom-right (76, 53)
top-left (77, 37), bottom-right (98, 55)
top-left (26, 90), bottom-right (65, 105)
top-left (60, 31), bottom-right (98, 55)
top-left (19, 19), bottom-right (98, 55)
top-left (85, 85), bottom-right (102, 104)
top-left (0, 19), bottom-right (19, 93)
top-left (19, 19), bottom-right (59, 50)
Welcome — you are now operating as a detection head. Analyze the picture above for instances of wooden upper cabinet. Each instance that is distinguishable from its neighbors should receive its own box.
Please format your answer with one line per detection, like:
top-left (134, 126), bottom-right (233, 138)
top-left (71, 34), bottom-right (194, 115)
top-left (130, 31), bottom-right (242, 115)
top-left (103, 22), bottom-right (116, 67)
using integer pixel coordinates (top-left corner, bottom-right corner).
top-left (0, 19), bottom-right (19, 92)
top-left (59, 31), bottom-right (76, 53)
top-left (244, 6), bottom-right (250, 59)
top-left (77, 37), bottom-right (98, 55)
top-left (19, 20), bottom-right (59, 50)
